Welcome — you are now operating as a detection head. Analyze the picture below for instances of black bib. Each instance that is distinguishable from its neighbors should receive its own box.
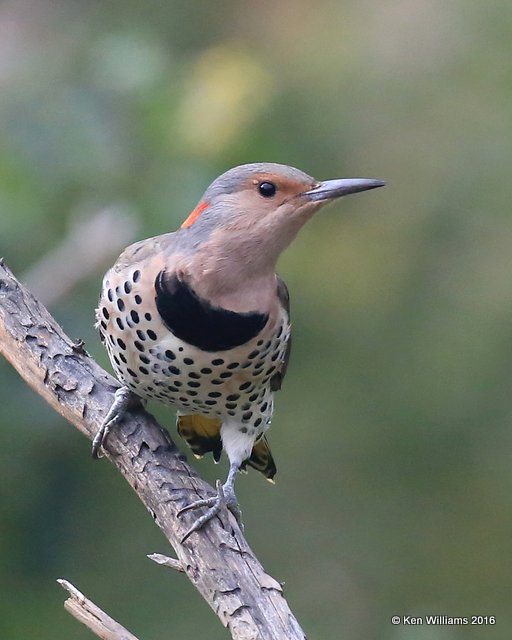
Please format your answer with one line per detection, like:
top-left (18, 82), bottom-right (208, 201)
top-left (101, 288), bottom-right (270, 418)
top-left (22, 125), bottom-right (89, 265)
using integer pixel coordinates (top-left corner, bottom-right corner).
top-left (155, 271), bottom-right (269, 352)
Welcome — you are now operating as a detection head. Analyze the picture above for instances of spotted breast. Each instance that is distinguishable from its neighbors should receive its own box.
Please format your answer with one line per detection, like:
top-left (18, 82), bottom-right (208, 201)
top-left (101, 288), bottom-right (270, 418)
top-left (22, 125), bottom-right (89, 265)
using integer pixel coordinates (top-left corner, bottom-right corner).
top-left (96, 261), bottom-right (290, 470)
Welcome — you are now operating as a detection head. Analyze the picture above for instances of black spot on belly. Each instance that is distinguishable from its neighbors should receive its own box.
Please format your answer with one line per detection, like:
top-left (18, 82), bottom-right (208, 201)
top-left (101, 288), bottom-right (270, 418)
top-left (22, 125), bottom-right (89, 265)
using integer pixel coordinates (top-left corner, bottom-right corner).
top-left (117, 298), bottom-right (125, 311)
top-left (107, 289), bottom-right (114, 302)
top-left (133, 270), bottom-right (141, 282)
top-left (130, 310), bottom-right (140, 324)
top-left (155, 272), bottom-right (268, 351)
top-left (116, 318), bottom-right (124, 330)
top-left (124, 281), bottom-right (132, 294)
top-left (117, 338), bottom-right (126, 350)
top-left (102, 307), bottom-right (109, 319)
top-left (135, 294), bottom-right (142, 304)
top-left (147, 330), bottom-right (157, 341)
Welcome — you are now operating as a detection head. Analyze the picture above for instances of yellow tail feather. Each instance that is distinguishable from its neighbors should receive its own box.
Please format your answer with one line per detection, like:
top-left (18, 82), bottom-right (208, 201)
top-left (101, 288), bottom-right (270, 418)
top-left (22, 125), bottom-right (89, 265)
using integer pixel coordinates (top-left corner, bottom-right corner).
top-left (176, 414), bottom-right (222, 462)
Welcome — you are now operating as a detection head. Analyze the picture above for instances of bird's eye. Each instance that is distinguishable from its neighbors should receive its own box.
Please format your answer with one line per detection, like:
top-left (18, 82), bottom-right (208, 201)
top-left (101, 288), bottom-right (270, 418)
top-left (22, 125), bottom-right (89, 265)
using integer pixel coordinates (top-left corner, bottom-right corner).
top-left (258, 181), bottom-right (277, 198)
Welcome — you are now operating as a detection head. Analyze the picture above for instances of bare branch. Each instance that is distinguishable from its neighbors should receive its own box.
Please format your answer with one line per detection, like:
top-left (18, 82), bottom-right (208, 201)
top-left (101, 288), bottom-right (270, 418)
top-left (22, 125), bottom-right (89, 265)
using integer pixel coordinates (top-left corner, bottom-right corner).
top-left (58, 579), bottom-right (140, 640)
top-left (147, 553), bottom-right (185, 572)
top-left (0, 261), bottom-right (306, 640)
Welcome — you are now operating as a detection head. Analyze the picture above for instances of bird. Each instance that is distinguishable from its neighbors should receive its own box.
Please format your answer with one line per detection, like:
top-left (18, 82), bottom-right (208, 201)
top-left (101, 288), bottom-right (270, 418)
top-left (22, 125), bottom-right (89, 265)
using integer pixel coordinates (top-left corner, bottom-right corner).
top-left (92, 162), bottom-right (384, 541)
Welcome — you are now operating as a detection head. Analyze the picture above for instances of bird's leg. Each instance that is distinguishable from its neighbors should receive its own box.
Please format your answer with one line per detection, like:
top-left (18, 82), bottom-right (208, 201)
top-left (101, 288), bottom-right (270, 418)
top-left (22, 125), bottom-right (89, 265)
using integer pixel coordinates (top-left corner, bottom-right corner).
top-left (92, 386), bottom-right (140, 458)
top-left (178, 462), bottom-right (243, 542)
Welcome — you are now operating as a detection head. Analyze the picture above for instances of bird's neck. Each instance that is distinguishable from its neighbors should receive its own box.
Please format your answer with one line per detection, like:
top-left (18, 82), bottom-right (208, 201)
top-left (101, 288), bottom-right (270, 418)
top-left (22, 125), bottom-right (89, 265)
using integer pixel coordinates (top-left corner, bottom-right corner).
top-left (175, 208), bottom-right (309, 312)
top-left (178, 233), bottom-right (284, 314)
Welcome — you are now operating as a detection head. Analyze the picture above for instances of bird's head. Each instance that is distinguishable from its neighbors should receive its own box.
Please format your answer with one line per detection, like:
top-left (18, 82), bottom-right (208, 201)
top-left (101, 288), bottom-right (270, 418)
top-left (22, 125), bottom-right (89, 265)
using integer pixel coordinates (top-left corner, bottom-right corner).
top-left (176, 163), bottom-right (384, 288)
top-left (180, 163), bottom-right (384, 241)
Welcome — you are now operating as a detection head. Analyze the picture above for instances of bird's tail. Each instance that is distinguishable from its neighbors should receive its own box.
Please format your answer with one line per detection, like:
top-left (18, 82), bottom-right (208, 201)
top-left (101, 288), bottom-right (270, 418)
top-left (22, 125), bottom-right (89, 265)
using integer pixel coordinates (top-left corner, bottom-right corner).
top-left (241, 436), bottom-right (277, 482)
top-left (177, 414), bottom-right (277, 481)
top-left (176, 414), bottom-right (223, 462)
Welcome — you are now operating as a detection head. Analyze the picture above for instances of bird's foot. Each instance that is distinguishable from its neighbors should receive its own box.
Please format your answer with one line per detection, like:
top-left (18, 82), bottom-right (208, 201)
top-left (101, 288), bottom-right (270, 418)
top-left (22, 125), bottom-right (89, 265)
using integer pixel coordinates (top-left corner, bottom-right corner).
top-left (178, 479), bottom-right (244, 543)
top-left (92, 386), bottom-right (139, 458)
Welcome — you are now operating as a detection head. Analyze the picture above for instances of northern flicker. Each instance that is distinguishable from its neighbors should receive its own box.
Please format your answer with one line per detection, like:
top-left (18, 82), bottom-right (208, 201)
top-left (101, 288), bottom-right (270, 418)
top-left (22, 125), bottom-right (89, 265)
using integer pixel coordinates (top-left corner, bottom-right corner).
top-left (93, 163), bottom-right (384, 541)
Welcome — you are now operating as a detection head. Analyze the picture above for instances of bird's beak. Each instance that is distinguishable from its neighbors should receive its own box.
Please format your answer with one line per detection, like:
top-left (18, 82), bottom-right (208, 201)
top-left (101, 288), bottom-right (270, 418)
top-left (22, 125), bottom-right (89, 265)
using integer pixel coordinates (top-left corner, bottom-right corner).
top-left (303, 178), bottom-right (385, 202)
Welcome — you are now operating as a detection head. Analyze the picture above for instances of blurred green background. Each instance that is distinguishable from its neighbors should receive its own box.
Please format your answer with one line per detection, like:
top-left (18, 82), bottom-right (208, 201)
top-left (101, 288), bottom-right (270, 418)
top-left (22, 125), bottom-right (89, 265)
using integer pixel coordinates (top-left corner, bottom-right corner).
top-left (1, 1), bottom-right (511, 638)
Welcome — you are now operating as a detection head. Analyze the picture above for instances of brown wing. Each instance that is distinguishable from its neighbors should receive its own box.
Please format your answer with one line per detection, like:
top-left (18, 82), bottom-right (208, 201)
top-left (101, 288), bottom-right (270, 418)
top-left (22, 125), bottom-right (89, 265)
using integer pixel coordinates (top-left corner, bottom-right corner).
top-left (270, 275), bottom-right (292, 392)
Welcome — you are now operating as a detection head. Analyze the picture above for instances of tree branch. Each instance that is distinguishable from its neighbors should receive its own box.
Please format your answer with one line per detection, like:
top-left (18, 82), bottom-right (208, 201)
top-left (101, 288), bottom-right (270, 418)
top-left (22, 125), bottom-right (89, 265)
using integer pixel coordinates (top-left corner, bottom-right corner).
top-left (58, 579), bottom-right (141, 640)
top-left (0, 260), bottom-right (306, 640)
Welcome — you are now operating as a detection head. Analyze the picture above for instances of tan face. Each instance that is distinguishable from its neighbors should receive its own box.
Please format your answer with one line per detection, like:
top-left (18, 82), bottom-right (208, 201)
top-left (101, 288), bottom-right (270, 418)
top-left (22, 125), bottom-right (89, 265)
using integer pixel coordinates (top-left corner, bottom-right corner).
top-left (210, 173), bottom-right (325, 236)
top-left (240, 172), bottom-right (321, 214)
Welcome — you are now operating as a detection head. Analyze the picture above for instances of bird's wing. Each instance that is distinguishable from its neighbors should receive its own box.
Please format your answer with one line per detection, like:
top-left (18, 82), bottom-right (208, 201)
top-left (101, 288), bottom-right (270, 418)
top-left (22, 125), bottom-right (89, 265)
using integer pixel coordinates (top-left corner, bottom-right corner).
top-left (112, 231), bottom-right (177, 272)
top-left (270, 276), bottom-right (292, 392)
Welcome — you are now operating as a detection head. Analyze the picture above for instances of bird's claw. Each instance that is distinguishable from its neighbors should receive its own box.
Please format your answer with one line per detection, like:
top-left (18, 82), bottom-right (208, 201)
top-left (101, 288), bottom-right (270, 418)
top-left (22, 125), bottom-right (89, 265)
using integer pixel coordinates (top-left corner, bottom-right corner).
top-left (179, 480), bottom-right (244, 543)
top-left (92, 387), bottom-right (138, 458)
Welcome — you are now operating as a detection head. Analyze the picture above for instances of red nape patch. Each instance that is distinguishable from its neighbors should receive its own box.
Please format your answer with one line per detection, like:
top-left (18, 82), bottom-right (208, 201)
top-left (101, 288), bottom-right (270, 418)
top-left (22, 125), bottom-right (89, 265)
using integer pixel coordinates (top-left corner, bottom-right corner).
top-left (181, 200), bottom-right (209, 228)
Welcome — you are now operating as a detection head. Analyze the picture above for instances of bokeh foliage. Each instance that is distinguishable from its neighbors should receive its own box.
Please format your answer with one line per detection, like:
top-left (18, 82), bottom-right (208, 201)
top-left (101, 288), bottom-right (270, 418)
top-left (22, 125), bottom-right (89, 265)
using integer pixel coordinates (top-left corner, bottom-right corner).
top-left (1, 1), bottom-right (512, 638)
